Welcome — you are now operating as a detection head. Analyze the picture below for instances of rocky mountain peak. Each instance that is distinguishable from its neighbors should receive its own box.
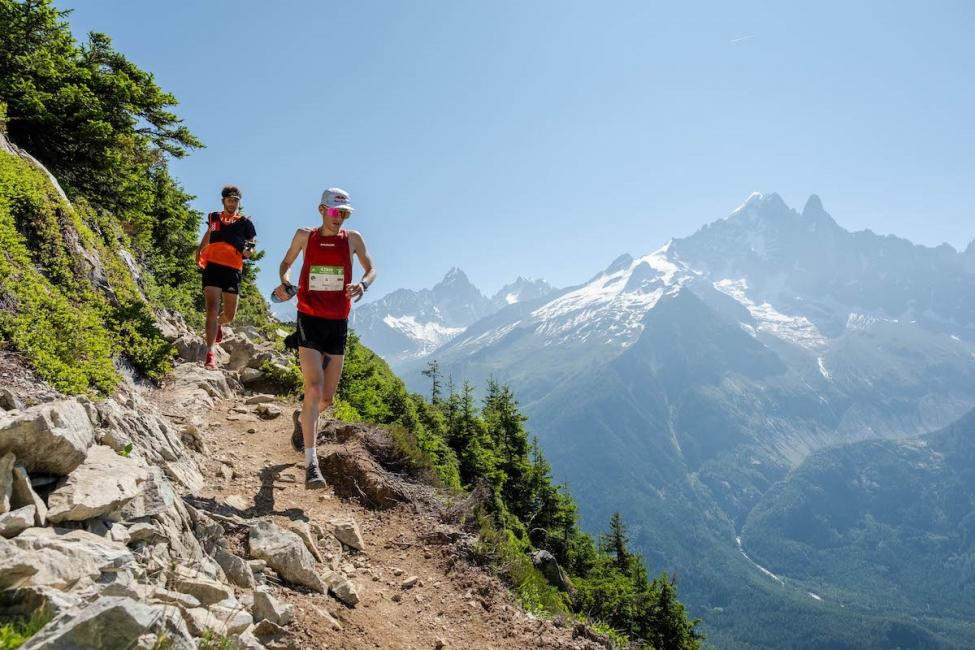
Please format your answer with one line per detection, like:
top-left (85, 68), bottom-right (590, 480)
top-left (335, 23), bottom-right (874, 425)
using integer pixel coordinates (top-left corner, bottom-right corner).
top-left (963, 239), bottom-right (975, 273)
top-left (434, 267), bottom-right (476, 292)
top-left (802, 193), bottom-right (825, 217)
top-left (491, 277), bottom-right (556, 308)
top-left (729, 191), bottom-right (789, 219)
top-left (604, 253), bottom-right (635, 275)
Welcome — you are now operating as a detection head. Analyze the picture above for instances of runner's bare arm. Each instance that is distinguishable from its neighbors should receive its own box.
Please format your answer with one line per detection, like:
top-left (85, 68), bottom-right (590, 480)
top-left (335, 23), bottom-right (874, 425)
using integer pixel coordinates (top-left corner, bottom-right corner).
top-left (346, 230), bottom-right (376, 302)
top-left (279, 228), bottom-right (312, 285)
top-left (196, 230), bottom-right (210, 263)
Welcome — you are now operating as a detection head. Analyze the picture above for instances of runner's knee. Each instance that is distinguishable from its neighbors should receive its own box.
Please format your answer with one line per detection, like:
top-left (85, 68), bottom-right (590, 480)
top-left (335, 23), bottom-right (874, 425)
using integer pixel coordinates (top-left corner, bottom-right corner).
top-left (304, 384), bottom-right (323, 404)
top-left (221, 301), bottom-right (238, 322)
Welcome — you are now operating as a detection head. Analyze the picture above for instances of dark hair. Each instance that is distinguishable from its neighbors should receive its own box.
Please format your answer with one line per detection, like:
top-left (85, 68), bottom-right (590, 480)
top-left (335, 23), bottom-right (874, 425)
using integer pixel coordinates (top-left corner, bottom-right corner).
top-left (221, 185), bottom-right (242, 199)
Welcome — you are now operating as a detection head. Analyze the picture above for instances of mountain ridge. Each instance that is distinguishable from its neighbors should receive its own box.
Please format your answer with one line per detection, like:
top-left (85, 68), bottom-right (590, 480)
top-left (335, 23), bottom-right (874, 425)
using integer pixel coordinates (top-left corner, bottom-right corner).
top-left (350, 268), bottom-right (556, 365)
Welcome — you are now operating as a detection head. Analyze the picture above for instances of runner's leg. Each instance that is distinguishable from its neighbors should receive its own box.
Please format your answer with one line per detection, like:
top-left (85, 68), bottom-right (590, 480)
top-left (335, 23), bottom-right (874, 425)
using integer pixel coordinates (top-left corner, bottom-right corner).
top-left (320, 354), bottom-right (345, 413)
top-left (219, 291), bottom-right (239, 325)
top-left (204, 286), bottom-right (222, 347)
top-left (299, 346), bottom-right (326, 455)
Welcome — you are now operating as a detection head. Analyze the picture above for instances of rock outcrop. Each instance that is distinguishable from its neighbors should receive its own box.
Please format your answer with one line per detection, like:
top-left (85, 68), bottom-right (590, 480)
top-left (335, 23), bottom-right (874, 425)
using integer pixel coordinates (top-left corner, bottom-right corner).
top-left (46, 446), bottom-right (148, 523)
top-left (0, 400), bottom-right (95, 475)
top-left (248, 520), bottom-right (327, 593)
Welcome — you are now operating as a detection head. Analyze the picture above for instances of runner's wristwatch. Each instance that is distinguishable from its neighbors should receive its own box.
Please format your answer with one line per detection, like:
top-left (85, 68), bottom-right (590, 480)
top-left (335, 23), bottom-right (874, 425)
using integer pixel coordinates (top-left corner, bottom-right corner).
top-left (360, 279), bottom-right (370, 292)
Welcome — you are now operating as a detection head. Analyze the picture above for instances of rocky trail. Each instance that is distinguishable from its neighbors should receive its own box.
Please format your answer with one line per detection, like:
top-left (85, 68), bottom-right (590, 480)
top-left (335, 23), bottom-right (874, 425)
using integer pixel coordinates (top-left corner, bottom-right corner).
top-left (0, 322), bottom-right (607, 649)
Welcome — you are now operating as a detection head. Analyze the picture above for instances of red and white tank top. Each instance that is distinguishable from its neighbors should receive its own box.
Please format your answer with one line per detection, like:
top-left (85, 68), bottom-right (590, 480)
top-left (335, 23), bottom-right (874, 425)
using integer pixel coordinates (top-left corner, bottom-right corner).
top-left (297, 229), bottom-right (352, 320)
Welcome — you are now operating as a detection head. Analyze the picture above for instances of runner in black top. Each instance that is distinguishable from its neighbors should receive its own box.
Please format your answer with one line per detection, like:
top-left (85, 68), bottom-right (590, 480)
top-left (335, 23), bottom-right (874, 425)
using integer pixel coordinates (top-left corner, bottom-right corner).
top-left (196, 185), bottom-right (256, 369)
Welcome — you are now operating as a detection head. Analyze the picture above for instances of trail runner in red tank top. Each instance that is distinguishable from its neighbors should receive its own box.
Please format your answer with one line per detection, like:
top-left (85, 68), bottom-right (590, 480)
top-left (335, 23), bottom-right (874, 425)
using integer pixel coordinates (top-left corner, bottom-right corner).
top-left (273, 188), bottom-right (375, 489)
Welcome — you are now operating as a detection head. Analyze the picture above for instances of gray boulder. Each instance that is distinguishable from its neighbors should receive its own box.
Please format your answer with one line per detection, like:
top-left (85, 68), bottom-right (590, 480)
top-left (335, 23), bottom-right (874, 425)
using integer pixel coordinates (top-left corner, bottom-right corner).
top-left (4, 527), bottom-right (136, 590)
top-left (21, 596), bottom-right (194, 649)
top-left (237, 325), bottom-right (263, 342)
top-left (147, 587), bottom-right (201, 610)
top-left (239, 368), bottom-right (264, 385)
top-left (0, 585), bottom-right (80, 619)
top-left (0, 506), bottom-right (35, 538)
top-left (46, 445), bottom-right (148, 523)
top-left (255, 404), bottom-right (282, 420)
top-left (0, 399), bottom-right (94, 475)
top-left (214, 546), bottom-right (256, 589)
top-left (125, 522), bottom-right (160, 544)
top-left (0, 451), bottom-right (15, 512)
top-left (120, 466), bottom-right (178, 520)
top-left (248, 520), bottom-right (326, 592)
top-left (252, 587), bottom-right (294, 626)
top-left (246, 350), bottom-right (276, 370)
top-left (182, 601), bottom-right (253, 637)
top-left (168, 362), bottom-right (232, 405)
top-left (169, 567), bottom-right (235, 606)
top-left (332, 518), bottom-right (365, 551)
top-left (323, 570), bottom-right (360, 607)
top-left (232, 627), bottom-right (267, 650)
top-left (11, 464), bottom-right (47, 526)
top-left (0, 389), bottom-right (23, 411)
top-left (284, 520), bottom-right (323, 562)
top-left (93, 399), bottom-right (204, 493)
top-left (224, 337), bottom-right (259, 371)
top-left (530, 549), bottom-right (576, 596)
top-left (0, 539), bottom-right (38, 588)
top-left (173, 335), bottom-right (207, 363)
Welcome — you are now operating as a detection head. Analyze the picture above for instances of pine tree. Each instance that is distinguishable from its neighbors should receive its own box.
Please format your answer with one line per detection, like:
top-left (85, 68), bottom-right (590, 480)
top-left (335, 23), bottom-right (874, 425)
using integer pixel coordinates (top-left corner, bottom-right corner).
top-left (421, 359), bottom-right (442, 405)
top-left (483, 380), bottom-right (534, 518)
top-left (444, 375), bottom-right (458, 443)
top-left (601, 512), bottom-right (632, 574)
top-left (637, 575), bottom-right (702, 650)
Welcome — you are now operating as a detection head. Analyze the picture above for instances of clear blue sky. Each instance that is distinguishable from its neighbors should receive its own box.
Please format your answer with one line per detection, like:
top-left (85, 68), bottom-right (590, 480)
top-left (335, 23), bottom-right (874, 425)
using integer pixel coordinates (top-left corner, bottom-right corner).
top-left (58, 1), bottom-right (975, 301)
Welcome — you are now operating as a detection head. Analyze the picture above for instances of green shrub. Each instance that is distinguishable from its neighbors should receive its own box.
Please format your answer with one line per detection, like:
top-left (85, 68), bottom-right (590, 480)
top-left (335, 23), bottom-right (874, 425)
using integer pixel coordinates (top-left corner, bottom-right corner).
top-left (0, 607), bottom-right (52, 649)
top-left (196, 630), bottom-right (233, 650)
top-left (588, 622), bottom-right (630, 650)
top-left (472, 510), bottom-right (571, 616)
top-left (259, 359), bottom-right (303, 396)
top-left (0, 151), bottom-right (178, 393)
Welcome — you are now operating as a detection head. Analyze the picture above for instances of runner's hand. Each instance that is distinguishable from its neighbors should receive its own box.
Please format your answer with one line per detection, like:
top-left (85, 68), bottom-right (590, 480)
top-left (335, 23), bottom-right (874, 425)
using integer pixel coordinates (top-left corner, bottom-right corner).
top-left (273, 283), bottom-right (295, 302)
top-left (346, 282), bottom-right (365, 303)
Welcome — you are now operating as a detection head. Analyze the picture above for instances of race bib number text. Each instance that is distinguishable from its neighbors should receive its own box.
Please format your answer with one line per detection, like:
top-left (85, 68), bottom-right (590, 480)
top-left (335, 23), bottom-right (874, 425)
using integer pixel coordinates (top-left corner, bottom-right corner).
top-left (309, 265), bottom-right (344, 291)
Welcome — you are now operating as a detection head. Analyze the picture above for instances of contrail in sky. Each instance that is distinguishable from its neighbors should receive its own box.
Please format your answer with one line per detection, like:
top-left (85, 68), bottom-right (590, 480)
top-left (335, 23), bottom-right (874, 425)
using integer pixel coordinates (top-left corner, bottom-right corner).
top-left (730, 35), bottom-right (757, 44)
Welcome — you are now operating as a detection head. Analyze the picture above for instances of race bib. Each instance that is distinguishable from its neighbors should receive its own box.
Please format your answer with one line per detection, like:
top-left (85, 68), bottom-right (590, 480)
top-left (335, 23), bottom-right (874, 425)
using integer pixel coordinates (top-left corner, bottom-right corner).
top-left (308, 265), bottom-right (344, 291)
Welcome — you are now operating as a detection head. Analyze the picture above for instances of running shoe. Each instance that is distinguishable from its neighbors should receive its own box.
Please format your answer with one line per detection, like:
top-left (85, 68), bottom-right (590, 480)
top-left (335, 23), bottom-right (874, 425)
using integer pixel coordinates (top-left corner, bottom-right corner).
top-left (291, 408), bottom-right (303, 454)
top-left (305, 463), bottom-right (327, 490)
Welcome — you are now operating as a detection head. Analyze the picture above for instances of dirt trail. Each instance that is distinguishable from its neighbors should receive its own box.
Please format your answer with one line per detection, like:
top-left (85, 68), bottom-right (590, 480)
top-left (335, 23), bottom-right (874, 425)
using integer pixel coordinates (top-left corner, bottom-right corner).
top-left (152, 379), bottom-right (604, 650)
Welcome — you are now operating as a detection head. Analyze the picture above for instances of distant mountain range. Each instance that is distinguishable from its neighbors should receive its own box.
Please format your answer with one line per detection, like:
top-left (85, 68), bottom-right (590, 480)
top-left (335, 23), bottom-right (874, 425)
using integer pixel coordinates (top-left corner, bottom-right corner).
top-left (362, 192), bottom-right (975, 648)
top-left (349, 269), bottom-right (556, 364)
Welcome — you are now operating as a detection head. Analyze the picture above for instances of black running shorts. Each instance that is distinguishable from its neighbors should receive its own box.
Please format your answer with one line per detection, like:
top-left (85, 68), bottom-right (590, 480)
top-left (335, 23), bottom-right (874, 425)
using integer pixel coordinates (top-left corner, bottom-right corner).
top-left (296, 312), bottom-right (348, 356)
top-left (202, 262), bottom-right (242, 294)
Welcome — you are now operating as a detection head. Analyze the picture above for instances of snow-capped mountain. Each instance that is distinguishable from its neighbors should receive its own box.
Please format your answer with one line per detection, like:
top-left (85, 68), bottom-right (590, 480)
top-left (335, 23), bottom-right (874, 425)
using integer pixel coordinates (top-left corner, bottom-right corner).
top-left (419, 192), bottom-right (974, 378)
top-left (490, 277), bottom-right (556, 310)
top-left (397, 193), bottom-right (975, 648)
top-left (350, 268), bottom-right (558, 365)
top-left (349, 268), bottom-right (491, 363)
